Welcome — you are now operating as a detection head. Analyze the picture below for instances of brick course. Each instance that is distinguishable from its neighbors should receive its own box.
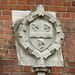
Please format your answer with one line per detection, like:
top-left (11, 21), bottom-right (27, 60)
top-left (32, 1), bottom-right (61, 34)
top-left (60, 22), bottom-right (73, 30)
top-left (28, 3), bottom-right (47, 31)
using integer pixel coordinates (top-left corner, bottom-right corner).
top-left (0, 0), bottom-right (75, 75)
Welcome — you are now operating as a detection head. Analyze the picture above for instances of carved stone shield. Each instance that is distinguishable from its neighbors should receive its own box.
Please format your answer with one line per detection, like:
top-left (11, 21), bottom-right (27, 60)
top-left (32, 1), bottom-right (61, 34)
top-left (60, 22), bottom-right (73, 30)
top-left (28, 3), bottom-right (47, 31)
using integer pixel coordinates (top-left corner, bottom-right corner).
top-left (13, 5), bottom-right (64, 67)
top-left (14, 5), bottom-right (64, 60)
top-left (30, 18), bottom-right (53, 52)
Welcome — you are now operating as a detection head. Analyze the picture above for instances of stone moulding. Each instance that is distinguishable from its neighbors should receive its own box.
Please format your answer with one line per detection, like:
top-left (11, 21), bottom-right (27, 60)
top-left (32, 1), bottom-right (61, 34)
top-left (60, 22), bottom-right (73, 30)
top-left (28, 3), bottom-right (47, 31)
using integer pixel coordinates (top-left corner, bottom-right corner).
top-left (13, 5), bottom-right (64, 68)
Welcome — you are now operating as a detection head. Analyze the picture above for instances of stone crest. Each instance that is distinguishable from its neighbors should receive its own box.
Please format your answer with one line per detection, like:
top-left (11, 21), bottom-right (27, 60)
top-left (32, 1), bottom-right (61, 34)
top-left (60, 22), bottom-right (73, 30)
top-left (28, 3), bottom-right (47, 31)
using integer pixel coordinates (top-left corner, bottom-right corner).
top-left (14, 5), bottom-right (64, 68)
top-left (30, 19), bottom-right (53, 52)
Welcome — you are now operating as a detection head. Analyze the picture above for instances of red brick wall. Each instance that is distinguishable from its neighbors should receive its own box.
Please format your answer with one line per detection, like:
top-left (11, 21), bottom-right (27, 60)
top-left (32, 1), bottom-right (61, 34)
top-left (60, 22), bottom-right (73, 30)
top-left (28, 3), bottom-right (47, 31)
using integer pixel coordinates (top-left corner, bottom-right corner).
top-left (0, 0), bottom-right (75, 75)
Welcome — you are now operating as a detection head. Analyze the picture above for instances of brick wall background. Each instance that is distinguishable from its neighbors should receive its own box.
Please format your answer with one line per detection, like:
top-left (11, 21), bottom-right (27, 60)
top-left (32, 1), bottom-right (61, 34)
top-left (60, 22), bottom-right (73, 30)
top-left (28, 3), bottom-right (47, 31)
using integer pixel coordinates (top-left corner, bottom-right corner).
top-left (0, 0), bottom-right (75, 75)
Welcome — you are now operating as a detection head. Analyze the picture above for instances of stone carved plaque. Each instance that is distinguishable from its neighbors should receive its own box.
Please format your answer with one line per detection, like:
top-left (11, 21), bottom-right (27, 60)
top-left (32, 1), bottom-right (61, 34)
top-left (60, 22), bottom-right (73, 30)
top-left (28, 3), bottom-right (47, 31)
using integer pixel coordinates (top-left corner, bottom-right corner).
top-left (13, 5), bottom-right (64, 67)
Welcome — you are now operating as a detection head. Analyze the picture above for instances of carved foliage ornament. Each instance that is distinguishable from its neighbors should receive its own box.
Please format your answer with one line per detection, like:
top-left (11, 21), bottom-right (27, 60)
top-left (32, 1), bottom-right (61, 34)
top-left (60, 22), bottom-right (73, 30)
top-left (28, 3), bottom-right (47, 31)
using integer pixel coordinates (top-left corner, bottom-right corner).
top-left (14, 5), bottom-right (64, 60)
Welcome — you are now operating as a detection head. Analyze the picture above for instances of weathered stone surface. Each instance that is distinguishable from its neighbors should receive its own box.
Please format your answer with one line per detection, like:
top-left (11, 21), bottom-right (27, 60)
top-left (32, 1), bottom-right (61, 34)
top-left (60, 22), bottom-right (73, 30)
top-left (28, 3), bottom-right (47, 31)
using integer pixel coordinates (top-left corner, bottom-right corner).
top-left (42, 50), bottom-right (51, 59)
top-left (12, 5), bottom-right (64, 67)
top-left (32, 49), bottom-right (41, 58)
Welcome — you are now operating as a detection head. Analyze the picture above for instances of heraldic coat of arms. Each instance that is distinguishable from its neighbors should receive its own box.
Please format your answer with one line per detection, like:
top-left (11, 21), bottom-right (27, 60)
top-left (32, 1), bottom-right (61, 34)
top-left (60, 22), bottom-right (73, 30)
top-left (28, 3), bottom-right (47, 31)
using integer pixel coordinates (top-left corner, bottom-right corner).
top-left (14, 5), bottom-right (64, 72)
